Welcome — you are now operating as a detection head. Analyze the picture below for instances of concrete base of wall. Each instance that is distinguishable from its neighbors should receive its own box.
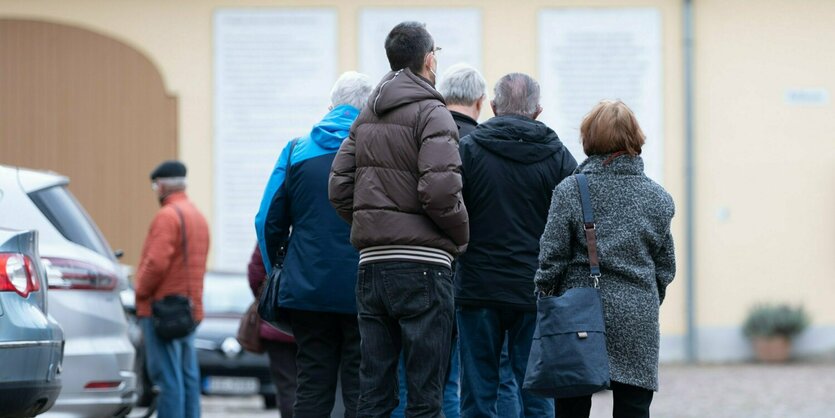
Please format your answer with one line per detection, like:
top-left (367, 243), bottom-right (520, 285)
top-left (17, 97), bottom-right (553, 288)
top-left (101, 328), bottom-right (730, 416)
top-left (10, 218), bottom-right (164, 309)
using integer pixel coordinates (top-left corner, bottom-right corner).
top-left (660, 325), bottom-right (835, 363)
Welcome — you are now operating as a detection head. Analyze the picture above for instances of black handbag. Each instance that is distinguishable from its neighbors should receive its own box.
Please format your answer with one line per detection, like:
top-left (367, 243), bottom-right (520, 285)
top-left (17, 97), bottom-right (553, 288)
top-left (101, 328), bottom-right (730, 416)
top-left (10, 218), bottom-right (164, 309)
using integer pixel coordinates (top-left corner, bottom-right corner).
top-left (257, 138), bottom-right (298, 336)
top-left (151, 206), bottom-right (197, 340)
top-left (523, 173), bottom-right (611, 398)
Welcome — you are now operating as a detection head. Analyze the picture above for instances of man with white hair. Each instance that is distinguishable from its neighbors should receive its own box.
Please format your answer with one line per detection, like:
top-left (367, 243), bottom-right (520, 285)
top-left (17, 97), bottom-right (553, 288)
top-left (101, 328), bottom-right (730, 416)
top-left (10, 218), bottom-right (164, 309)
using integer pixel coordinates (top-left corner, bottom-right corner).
top-left (136, 160), bottom-right (210, 418)
top-left (437, 63), bottom-right (487, 138)
top-left (456, 73), bottom-right (577, 417)
top-left (255, 71), bottom-right (374, 417)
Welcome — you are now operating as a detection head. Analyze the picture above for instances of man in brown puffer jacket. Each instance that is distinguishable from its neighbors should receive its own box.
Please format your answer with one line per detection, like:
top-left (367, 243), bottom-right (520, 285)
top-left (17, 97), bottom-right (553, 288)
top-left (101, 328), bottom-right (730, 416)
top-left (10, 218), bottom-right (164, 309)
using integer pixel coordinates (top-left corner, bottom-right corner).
top-left (329, 21), bottom-right (468, 418)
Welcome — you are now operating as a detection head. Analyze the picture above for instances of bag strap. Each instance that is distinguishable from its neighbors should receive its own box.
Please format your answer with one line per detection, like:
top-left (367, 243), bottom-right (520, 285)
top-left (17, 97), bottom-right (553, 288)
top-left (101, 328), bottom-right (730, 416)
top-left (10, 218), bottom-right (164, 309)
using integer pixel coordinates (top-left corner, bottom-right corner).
top-left (172, 205), bottom-right (191, 296)
top-left (275, 138), bottom-right (299, 263)
top-left (576, 174), bottom-right (601, 287)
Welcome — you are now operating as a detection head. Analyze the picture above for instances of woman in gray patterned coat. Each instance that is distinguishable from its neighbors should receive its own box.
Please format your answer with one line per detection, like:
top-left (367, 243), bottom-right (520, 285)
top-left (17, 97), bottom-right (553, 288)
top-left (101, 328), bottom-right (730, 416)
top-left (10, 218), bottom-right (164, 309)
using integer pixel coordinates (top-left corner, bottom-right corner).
top-left (534, 100), bottom-right (676, 418)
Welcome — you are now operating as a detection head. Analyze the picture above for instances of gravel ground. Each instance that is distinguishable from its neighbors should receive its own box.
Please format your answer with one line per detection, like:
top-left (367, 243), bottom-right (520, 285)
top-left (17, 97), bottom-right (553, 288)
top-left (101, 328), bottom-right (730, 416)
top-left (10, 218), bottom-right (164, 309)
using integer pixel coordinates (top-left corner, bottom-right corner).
top-left (132, 362), bottom-right (835, 418)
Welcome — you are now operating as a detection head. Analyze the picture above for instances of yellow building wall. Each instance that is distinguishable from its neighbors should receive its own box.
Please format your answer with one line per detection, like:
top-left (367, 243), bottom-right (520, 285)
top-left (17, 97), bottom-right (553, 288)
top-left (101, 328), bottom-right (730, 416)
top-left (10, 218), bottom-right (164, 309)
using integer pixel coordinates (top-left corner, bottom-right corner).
top-left (692, 0), bottom-right (835, 358)
top-left (5, 0), bottom-right (833, 360)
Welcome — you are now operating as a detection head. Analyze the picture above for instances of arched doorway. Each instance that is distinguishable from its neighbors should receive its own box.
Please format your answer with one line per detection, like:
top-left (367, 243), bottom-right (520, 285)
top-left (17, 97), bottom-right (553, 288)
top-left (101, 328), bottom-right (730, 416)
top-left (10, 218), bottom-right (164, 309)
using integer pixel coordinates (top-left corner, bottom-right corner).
top-left (0, 18), bottom-right (177, 267)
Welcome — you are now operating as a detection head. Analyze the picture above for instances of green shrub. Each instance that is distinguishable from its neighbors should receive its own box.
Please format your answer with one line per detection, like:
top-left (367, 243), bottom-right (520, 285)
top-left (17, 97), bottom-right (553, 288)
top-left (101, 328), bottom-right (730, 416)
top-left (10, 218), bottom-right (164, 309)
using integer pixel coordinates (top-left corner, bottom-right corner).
top-left (742, 303), bottom-right (810, 339)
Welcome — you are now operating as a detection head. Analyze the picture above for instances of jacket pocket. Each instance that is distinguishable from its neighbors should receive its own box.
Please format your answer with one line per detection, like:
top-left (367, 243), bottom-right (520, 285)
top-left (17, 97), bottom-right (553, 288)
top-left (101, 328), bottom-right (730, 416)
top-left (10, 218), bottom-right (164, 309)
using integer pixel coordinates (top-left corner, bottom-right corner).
top-left (356, 267), bottom-right (372, 314)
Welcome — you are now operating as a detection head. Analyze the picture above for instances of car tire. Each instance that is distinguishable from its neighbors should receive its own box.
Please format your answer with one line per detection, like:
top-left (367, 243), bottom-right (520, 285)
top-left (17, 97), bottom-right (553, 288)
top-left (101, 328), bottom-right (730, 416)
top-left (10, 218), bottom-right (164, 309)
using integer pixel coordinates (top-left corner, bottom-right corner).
top-left (263, 393), bottom-right (277, 410)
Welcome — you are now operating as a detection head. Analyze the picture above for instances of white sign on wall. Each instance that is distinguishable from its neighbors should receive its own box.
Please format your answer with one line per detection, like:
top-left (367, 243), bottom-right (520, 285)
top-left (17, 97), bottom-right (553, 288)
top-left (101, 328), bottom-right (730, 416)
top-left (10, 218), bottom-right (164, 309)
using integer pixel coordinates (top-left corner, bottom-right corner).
top-left (538, 8), bottom-right (664, 183)
top-left (213, 9), bottom-right (337, 271)
top-left (359, 8), bottom-right (482, 83)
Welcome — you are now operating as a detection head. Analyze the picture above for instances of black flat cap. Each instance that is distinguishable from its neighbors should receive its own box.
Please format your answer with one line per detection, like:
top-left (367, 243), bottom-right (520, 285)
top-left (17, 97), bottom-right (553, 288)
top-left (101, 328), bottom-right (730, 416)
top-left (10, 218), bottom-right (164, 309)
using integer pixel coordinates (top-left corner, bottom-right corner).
top-left (150, 160), bottom-right (187, 180)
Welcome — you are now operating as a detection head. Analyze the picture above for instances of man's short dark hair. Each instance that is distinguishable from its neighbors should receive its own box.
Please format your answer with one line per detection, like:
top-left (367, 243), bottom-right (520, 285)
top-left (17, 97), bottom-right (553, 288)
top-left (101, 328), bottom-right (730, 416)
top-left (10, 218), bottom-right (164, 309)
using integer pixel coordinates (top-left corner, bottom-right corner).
top-left (385, 21), bottom-right (434, 73)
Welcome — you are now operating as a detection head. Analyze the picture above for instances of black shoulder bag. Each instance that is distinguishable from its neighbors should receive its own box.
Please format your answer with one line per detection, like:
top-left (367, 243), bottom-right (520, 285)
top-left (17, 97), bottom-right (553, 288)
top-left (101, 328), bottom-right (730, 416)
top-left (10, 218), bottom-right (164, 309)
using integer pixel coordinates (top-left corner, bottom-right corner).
top-left (151, 205), bottom-right (197, 340)
top-left (257, 138), bottom-right (298, 336)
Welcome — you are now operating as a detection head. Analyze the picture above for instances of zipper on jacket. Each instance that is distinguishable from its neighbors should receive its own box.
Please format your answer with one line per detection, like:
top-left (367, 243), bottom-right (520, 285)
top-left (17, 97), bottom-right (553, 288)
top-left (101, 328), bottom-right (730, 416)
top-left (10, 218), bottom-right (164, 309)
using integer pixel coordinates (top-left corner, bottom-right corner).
top-left (372, 69), bottom-right (403, 115)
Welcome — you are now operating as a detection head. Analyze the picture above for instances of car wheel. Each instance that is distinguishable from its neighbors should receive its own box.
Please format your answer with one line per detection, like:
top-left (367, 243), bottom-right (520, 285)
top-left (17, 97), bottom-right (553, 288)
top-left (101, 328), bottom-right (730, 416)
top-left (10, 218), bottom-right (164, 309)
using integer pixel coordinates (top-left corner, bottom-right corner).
top-left (263, 393), bottom-right (277, 410)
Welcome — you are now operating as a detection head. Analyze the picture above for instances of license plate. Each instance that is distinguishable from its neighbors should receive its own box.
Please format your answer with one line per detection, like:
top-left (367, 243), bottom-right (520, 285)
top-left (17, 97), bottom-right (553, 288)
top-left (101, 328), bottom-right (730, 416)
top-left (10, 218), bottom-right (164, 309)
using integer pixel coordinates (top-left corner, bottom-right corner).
top-left (204, 376), bottom-right (259, 395)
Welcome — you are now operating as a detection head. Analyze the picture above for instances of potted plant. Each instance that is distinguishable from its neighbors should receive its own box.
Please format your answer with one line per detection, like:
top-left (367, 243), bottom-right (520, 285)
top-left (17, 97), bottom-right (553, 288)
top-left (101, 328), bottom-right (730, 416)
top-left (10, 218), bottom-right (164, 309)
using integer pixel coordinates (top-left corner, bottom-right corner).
top-left (742, 303), bottom-right (810, 363)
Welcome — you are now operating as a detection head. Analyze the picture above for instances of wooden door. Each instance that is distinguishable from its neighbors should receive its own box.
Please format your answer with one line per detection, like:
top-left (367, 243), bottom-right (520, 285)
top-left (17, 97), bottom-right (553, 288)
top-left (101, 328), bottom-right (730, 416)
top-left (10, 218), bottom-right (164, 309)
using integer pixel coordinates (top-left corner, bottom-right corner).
top-left (0, 19), bottom-right (178, 267)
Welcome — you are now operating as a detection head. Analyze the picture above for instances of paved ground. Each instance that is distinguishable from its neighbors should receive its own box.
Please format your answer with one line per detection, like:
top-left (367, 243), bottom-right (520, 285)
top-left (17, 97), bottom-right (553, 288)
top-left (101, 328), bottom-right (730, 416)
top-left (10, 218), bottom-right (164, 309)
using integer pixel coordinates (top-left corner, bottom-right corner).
top-left (133, 362), bottom-right (835, 417)
top-left (644, 363), bottom-right (835, 418)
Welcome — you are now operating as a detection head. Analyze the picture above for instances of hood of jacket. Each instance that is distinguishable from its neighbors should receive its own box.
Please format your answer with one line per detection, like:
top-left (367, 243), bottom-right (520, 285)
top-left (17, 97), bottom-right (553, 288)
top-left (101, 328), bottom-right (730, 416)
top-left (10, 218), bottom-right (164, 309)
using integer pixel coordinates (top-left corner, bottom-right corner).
top-left (370, 68), bottom-right (445, 116)
top-left (468, 114), bottom-right (566, 163)
top-left (310, 104), bottom-right (360, 150)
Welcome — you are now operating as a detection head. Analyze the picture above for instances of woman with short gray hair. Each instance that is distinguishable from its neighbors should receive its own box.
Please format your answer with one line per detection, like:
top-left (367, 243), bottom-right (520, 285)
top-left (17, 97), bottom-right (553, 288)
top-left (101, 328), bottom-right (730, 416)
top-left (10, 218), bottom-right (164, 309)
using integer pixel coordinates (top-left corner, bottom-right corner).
top-left (535, 100), bottom-right (676, 418)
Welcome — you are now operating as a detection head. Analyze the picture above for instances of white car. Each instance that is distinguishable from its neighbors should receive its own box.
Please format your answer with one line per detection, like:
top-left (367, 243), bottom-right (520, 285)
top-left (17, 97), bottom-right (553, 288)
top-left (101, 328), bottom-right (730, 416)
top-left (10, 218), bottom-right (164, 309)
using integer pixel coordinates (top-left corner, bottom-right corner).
top-left (0, 165), bottom-right (136, 417)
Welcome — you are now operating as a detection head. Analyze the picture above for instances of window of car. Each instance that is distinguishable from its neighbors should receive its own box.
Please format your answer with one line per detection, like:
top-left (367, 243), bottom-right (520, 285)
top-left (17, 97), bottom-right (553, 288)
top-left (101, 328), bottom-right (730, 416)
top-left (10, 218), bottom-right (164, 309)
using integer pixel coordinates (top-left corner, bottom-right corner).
top-left (203, 274), bottom-right (254, 315)
top-left (28, 186), bottom-right (114, 260)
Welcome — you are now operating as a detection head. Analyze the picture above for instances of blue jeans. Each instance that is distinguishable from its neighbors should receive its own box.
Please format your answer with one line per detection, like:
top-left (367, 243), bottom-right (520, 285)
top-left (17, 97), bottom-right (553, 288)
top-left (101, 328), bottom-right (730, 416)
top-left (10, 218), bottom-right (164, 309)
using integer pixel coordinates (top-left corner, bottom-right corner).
top-left (457, 307), bottom-right (554, 418)
top-left (497, 339), bottom-right (524, 418)
top-left (140, 317), bottom-right (200, 418)
top-left (355, 262), bottom-right (455, 418)
top-left (391, 337), bottom-right (460, 418)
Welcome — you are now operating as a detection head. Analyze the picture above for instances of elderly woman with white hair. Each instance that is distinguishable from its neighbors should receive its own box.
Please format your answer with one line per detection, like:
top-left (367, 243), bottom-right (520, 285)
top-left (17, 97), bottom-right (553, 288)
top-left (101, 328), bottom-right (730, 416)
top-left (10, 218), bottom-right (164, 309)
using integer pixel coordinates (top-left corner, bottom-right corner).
top-left (254, 71), bottom-right (374, 417)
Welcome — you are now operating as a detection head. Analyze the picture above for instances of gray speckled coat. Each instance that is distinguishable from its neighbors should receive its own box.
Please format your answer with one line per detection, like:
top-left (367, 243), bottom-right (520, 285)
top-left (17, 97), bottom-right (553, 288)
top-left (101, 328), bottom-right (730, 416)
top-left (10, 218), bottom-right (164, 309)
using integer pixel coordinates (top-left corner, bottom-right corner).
top-left (534, 154), bottom-right (676, 391)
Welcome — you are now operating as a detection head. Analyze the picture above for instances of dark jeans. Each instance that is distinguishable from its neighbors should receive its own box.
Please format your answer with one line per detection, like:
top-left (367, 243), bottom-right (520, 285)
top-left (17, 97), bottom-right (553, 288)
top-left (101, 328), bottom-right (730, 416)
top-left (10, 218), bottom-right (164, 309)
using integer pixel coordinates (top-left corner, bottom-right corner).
top-left (392, 335), bottom-right (460, 418)
top-left (263, 340), bottom-right (298, 418)
top-left (497, 339), bottom-right (523, 418)
top-left (554, 382), bottom-right (653, 418)
top-left (457, 306), bottom-right (554, 418)
top-left (289, 309), bottom-right (361, 418)
top-left (356, 261), bottom-right (455, 418)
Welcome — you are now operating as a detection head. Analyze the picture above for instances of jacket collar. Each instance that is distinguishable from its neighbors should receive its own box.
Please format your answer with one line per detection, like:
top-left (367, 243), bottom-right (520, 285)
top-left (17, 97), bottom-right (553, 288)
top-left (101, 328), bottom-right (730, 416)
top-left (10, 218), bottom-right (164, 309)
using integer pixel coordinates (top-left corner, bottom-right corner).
top-left (450, 111), bottom-right (477, 129)
top-left (577, 153), bottom-right (644, 176)
top-left (162, 191), bottom-right (188, 206)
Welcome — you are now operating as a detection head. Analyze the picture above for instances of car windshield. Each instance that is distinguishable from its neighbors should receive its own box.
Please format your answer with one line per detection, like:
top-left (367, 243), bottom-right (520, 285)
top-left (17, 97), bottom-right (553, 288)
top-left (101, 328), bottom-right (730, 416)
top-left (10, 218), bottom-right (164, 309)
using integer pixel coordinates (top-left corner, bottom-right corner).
top-left (28, 185), bottom-right (114, 260)
top-left (203, 274), bottom-right (253, 315)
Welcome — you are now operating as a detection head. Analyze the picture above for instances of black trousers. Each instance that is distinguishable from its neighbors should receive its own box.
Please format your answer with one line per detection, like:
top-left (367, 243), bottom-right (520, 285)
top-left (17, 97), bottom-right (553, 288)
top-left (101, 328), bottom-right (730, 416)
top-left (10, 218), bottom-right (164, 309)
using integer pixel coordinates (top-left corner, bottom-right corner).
top-left (289, 309), bottom-right (362, 418)
top-left (263, 340), bottom-right (298, 418)
top-left (555, 381), bottom-right (653, 418)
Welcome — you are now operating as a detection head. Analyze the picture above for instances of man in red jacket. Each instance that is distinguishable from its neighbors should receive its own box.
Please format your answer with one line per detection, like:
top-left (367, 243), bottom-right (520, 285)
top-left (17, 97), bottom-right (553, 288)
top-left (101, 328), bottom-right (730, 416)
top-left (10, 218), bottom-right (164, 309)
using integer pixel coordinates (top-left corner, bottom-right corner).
top-left (135, 160), bottom-right (210, 418)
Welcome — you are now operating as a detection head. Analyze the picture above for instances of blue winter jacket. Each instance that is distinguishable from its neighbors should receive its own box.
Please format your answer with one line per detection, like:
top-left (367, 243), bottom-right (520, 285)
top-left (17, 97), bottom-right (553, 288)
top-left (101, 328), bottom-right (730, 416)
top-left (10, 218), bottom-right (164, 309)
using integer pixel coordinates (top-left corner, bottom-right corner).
top-left (254, 105), bottom-right (360, 314)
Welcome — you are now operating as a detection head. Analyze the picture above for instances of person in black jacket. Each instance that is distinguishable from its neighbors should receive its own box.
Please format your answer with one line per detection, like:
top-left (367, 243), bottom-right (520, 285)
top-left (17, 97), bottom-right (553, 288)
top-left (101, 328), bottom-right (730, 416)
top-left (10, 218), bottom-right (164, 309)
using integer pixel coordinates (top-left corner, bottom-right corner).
top-left (456, 73), bottom-right (577, 418)
top-left (437, 63), bottom-right (525, 418)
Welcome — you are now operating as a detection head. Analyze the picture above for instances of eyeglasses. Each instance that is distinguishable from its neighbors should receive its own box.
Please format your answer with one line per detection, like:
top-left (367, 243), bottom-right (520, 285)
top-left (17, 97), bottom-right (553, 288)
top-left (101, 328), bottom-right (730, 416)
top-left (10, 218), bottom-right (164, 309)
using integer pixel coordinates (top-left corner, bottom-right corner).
top-left (431, 46), bottom-right (442, 55)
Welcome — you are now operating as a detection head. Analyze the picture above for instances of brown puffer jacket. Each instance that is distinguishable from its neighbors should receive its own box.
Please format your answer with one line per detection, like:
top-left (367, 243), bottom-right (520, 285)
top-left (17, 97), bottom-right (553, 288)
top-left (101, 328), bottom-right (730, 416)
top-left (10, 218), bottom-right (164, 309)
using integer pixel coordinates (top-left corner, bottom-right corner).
top-left (329, 68), bottom-right (468, 256)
